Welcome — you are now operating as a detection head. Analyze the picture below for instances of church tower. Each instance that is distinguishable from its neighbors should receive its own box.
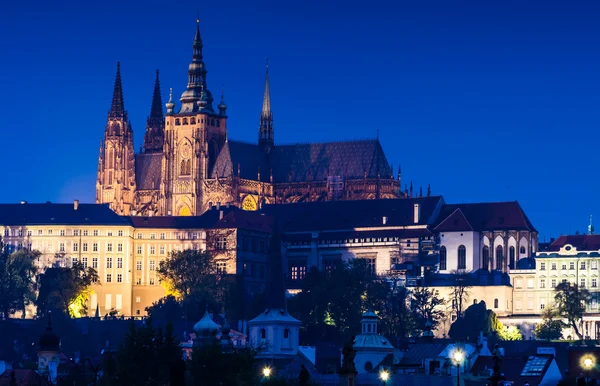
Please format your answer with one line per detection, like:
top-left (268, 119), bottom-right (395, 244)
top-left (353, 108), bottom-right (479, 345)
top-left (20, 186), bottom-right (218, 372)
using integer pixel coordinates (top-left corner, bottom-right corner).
top-left (258, 61), bottom-right (274, 153)
top-left (143, 70), bottom-right (165, 153)
top-left (96, 62), bottom-right (136, 214)
top-left (160, 21), bottom-right (228, 216)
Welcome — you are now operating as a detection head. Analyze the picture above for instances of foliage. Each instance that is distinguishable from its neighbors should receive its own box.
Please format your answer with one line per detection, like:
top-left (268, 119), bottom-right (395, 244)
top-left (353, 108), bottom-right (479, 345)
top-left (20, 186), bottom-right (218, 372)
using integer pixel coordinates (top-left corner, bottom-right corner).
top-left (36, 261), bottom-right (98, 317)
top-left (188, 342), bottom-right (263, 386)
top-left (410, 287), bottom-right (446, 333)
top-left (288, 259), bottom-right (418, 343)
top-left (100, 320), bottom-right (183, 386)
top-left (534, 307), bottom-right (566, 341)
top-left (449, 301), bottom-right (495, 341)
top-left (451, 269), bottom-right (471, 319)
top-left (157, 250), bottom-right (219, 301)
top-left (554, 282), bottom-right (589, 340)
top-left (496, 323), bottom-right (523, 341)
top-left (0, 249), bottom-right (39, 317)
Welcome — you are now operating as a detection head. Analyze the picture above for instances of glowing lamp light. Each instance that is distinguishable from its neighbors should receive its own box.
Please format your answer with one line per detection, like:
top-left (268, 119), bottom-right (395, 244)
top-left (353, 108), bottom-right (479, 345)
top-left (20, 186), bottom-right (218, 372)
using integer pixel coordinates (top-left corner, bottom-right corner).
top-left (262, 367), bottom-right (272, 378)
top-left (583, 356), bottom-right (594, 369)
top-left (379, 370), bottom-right (390, 381)
top-left (453, 350), bottom-right (464, 363)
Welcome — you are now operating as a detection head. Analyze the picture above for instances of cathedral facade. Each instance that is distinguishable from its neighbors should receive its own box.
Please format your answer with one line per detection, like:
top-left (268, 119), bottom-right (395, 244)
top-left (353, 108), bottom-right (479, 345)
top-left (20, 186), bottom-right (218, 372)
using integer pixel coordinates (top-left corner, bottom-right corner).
top-left (96, 24), bottom-right (403, 216)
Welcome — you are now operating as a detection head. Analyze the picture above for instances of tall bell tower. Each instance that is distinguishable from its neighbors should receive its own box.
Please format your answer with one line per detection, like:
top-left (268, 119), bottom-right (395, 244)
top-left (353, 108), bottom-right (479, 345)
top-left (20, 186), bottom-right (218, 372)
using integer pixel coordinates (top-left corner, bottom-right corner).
top-left (96, 62), bottom-right (136, 214)
top-left (160, 21), bottom-right (228, 216)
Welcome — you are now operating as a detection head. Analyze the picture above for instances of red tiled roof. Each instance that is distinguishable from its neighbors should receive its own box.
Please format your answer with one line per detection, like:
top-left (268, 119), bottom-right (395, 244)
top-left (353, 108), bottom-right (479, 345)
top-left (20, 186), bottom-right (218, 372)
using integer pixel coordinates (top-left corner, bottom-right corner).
top-left (544, 235), bottom-right (600, 252)
top-left (434, 202), bottom-right (536, 232)
top-left (0, 369), bottom-right (53, 386)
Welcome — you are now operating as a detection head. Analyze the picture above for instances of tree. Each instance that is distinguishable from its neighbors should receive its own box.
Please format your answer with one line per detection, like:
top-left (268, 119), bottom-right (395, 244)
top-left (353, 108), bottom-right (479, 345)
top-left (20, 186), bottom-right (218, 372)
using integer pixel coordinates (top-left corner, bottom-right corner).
top-left (36, 261), bottom-right (98, 317)
top-left (378, 281), bottom-right (416, 338)
top-left (0, 249), bottom-right (39, 317)
top-left (554, 282), bottom-right (589, 340)
top-left (451, 269), bottom-right (471, 319)
top-left (100, 321), bottom-right (182, 386)
top-left (188, 342), bottom-right (262, 386)
top-left (410, 287), bottom-right (446, 333)
top-left (157, 250), bottom-right (219, 301)
top-left (449, 301), bottom-right (495, 341)
top-left (534, 307), bottom-right (566, 341)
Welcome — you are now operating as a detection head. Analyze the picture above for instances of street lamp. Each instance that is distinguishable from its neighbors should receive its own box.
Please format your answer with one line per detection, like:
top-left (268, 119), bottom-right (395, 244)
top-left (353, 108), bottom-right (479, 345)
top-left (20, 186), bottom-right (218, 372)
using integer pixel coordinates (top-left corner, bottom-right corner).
top-left (452, 350), bottom-right (464, 386)
top-left (262, 366), bottom-right (272, 378)
top-left (379, 369), bottom-right (389, 385)
top-left (583, 356), bottom-right (594, 385)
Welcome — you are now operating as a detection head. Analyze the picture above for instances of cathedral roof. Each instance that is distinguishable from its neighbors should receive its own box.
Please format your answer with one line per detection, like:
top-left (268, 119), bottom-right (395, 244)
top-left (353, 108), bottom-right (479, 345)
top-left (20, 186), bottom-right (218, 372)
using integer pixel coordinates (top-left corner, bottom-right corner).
top-left (0, 203), bottom-right (130, 226)
top-left (135, 153), bottom-right (162, 190)
top-left (434, 202), bottom-right (537, 233)
top-left (210, 139), bottom-right (393, 183)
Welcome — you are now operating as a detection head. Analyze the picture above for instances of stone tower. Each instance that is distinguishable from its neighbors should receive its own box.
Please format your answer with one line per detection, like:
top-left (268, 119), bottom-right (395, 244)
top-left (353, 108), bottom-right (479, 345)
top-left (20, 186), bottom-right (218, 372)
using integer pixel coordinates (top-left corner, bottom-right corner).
top-left (258, 61), bottom-right (274, 153)
top-left (143, 70), bottom-right (165, 153)
top-left (96, 62), bottom-right (136, 214)
top-left (160, 21), bottom-right (228, 216)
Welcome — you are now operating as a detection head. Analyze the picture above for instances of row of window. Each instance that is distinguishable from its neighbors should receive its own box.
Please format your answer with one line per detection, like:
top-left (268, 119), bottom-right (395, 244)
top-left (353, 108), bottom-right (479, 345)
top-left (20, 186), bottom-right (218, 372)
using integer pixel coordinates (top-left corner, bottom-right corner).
top-left (539, 261), bottom-right (598, 271)
top-left (514, 298), bottom-right (598, 311)
top-left (439, 245), bottom-right (467, 270)
top-left (136, 232), bottom-right (205, 240)
top-left (516, 277), bottom-right (599, 289)
top-left (3, 229), bottom-right (125, 237)
top-left (172, 117), bottom-right (220, 127)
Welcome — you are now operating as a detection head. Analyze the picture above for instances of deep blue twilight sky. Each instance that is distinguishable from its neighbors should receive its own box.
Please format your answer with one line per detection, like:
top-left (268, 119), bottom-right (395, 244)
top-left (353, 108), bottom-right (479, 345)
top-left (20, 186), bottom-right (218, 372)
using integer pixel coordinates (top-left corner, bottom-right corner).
top-left (1, 0), bottom-right (599, 239)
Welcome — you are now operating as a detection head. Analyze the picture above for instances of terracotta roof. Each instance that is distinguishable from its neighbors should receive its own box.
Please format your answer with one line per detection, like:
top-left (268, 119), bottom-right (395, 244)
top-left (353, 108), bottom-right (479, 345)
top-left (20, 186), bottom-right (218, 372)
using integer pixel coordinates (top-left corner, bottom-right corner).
top-left (264, 196), bottom-right (444, 232)
top-left (211, 139), bottom-right (393, 183)
top-left (135, 153), bottom-right (162, 190)
top-left (434, 202), bottom-right (536, 232)
top-left (543, 235), bottom-right (600, 252)
top-left (0, 369), bottom-right (53, 386)
top-left (0, 203), bottom-right (130, 226)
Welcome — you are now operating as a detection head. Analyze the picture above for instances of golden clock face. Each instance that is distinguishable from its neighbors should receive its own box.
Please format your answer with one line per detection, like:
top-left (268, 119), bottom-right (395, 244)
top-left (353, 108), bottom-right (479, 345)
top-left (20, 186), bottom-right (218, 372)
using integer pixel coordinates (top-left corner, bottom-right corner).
top-left (181, 143), bottom-right (191, 159)
top-left (242, 195), bottom-right (257, 211)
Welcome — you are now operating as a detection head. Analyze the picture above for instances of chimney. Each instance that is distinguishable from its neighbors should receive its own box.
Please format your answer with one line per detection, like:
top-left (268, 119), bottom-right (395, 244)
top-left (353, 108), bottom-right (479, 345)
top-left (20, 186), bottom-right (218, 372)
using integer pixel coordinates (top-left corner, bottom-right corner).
top-left (74, 200), bottom-right (79, 210)
top-left (167, 210), bottom-right (172, 216)
top-left (413, 203), bottom-right (421, 224)
top-left (216, 202), bottom-right (221, 210)
top-left (226, 202), bottom-right (230, 208)
top-left (219, 210), bottom-right (224, 220)
top-left (382, 216), bottom-right (388, 225)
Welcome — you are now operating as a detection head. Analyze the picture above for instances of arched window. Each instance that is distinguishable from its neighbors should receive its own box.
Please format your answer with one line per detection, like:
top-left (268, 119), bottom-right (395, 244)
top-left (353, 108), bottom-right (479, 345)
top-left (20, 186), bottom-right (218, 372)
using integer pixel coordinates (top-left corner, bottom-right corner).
top-left (483, 246), bottom-right (490, 270)
top-left (180, 160), bottom-right (187, 176)
top-left (520, 246), bottom-right (526, 254)
top-left (440, 246), bottom-right (447, 271)
top-left (107, 147), bottom-right (114, 169)
top-left (175, 118), bottom-right (180, 126)
top-left (283, 328), bottom-right (290, 339)
top-left (182, 118), bottom-right (188, 125)
top-left (186, 160), bottom-right (192, 175)
top-left (496, 246), bottom-right (504, 271)
top-left (509, 246), bottom-right (516, 269)
top-left (260, 328), bottom-right (266, 339)
top-left (457, 245), bottom-right (466, 270)
top-left (494, 298), bottom-right (499, 309)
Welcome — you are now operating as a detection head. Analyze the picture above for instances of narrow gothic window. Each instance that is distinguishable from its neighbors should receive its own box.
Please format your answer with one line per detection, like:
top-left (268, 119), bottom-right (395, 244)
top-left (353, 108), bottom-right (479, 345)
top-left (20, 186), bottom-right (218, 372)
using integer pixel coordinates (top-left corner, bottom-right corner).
top-left (509, 246), bottom-right (516, 269)
top-left (520, 246), bottom-right (526, 254)
top-left (482, 246), bottom-right (490, 270)
top-left (457, 245), bottom-right (466, 270)
top-left (494, 298), bottom-right (499, 308)
top-left (440, 246), bottom-right (447, 270)
top-left (496, 246), bottom-right (504, 271)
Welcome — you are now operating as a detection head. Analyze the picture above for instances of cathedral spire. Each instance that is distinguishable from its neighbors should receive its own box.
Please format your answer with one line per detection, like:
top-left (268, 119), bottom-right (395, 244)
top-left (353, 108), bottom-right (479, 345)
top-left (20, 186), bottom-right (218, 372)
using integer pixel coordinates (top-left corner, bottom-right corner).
top-left (259, 59), bottom-right (274, 152)
top-left (108, 62), bottom-right (126, 119)
top-left (180, 19), bottom-right (214, 113)
top-left (144, 70), bottom-right (165, 153)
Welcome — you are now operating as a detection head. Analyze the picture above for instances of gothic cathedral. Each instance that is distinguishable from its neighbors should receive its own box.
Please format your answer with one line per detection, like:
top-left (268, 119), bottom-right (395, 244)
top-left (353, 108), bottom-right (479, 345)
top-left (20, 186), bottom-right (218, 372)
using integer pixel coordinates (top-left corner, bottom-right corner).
top-left (96, 23), bottom-right (404, 216)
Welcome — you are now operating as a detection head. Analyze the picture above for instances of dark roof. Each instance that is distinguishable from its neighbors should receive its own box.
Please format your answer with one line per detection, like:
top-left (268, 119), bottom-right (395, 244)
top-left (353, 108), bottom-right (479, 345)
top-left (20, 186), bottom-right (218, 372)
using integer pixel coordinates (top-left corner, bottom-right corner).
top-left (211, 139), bottom-right (393, 183)
top-left (283, 228), bottom-right (433, 242)
top-left (434, 202), bottom-right (536, 232)
top-left (130, 207), bottom-right (239, 229)
top-left (0, 203), bottom-right (130, 226)
top-left (263, 196), bottom-right (444, 232)
top-left (213, 210), bottom-right (272, 232)
top-left (397, 343), bottom-right (447, 366)
top-left (135, 153), bottom-right (162, 190)
top-left (543, 235), bottom-right (600, 252)
top-left (470, 355), bottom-right (555, 386)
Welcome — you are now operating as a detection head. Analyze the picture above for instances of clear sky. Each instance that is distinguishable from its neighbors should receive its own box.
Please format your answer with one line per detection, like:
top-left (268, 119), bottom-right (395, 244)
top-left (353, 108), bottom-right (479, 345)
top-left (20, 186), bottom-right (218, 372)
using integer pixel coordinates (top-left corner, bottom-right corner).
top-left (1, 0), bottom-right (599, 239)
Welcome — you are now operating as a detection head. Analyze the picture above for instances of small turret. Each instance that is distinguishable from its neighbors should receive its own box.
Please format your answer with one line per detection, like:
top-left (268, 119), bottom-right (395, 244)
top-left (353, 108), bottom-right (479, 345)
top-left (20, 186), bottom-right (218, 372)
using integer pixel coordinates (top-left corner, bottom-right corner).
top-left (166, 88), bottom-right (175, 114)
top-left (218, 89), bottom-right (227, 116)
top-left (258, 59), bottom-right (274, 153)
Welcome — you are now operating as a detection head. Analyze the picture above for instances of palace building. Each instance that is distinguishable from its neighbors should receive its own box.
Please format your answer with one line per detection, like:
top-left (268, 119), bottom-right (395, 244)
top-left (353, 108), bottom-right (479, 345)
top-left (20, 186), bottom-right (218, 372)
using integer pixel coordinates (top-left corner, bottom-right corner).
top-left (96, 22), bottom-right (403, 217)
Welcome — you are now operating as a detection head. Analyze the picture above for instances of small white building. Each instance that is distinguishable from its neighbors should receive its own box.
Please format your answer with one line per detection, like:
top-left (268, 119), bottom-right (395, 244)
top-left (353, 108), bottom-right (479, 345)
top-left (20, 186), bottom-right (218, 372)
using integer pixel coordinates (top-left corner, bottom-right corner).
top-left (353, 310), bottom-right (395, 374)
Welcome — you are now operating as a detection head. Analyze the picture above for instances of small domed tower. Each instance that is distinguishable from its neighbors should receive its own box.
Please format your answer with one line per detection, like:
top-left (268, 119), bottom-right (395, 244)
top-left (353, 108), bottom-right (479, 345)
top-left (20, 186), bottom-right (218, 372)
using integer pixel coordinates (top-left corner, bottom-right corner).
top-left (37, 313), bottom-right (60, 383)
top-left (193, 308), bottom-right (219, 348)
